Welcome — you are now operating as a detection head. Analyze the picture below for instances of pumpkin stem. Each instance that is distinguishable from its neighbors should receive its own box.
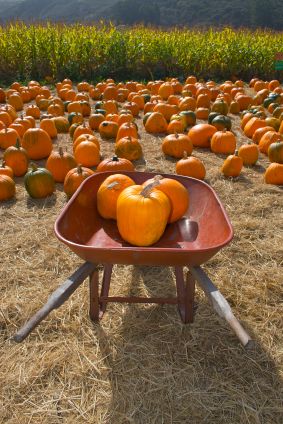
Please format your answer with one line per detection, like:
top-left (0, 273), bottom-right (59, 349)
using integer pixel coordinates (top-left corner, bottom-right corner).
top-left (58, 146), bottom-right (63, 156)
top-left (153, 174), bottom-right (163, 182)
top-left (140, 179), bottom-right (160, 198)
top-left (183, 151), bottom-right (188, 159)
top-left (15, 138), bottom-right (21, 149)
top-left (107, 181), bottom-right (120, 190)
top-left (30, 162), bottom-right (38, 172)
top-left (77, 164), bottom-right (83, 175)
top-left (174, 133), bottom-right (179, 139)
top-left (112, 155), bottom-right (119, 162)
top-left (234, 150), bottom-right (239, 156)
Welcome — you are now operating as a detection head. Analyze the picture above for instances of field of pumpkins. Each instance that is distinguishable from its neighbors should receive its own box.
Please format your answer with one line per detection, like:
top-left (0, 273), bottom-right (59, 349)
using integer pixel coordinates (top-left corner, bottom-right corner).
top-left (0, 76), bottom-right (282, 207)
top-left (1, 75), bottom-right (283, 422)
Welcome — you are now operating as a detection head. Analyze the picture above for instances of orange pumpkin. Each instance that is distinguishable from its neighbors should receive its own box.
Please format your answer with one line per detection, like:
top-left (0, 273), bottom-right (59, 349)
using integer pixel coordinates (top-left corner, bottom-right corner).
top-left (243, 117), bottom-right (266, 138)
top-left (97, 173), bottom-right (135, 219)
top-left (0, 128), bottom-right (19, 149)
top-left (238, 142), bottom-right (259, 166)
top-left (73, 134), bottom-right (100, 153)
top-left (188, 124), bottom-right (217, 148)
top-left (39, 118), bottom-right (58, 139)
top-left (158, 82), bottom-right (174, 100)
top-left (116, 182), bottom-right (171, 246)
top-left (0, 161), bottom-right (14, 178)
top-left (179, 97), bottom-right (196, 111)
top-left (73, 123), bottom-right (94, 140)
top-left (25, 105), bottom-right (41, 119)
top-left (0, 175), bottom-right (15, 201)
top-left (258, 131), bottom-right (283, 154)
top-left (221, 151), bottom-right (243, 177)
top-left (74, 140), bottom-right (100, 167)
top-left (153, 103), bottom-right (179, 122)
top-left (116, 122), bottom-right (138, 141)
top-left (142, 175), bottom-right (189, 223)
top-left (144, 112), bottom-right (168, 133)
top-left (167, 119), bottom-right (185, 134)
top-left (162, 133), bottom-right (193, 158)
top-left (175, 152), bottom-right (206, 180)
top-left (99, 121), bottom-right (119, 139)
top-left (235, 94), bottom-right (253, 111)
top-left (0, 111), bottom-right (13, 127)
top-left (264, 163), bottom-right (283, 185)
top-left (89, 113), bottom-right (105, 130)
top-left (7, 93), bottom-right (23, 111)
top-left (46, 147), bottom-right (77, 183)
top-left (21, 128), bottom-right (53, 160)
top-left (52, 116), bottom-right (70, 133)
top-left (115, 136), bottom-right (143, 161)
top-left (3, 139), bottom-right (29, 177)
top-left (252, 126), bottom-right (275, 144)
top-left (64, 165), bottom-right (94, 198)
top-left (96, 155), bottom-right (135, 172)
top-left (15, 115), bottom-right (33, 131)
top-left (210, 130), bottom-right (237, 155)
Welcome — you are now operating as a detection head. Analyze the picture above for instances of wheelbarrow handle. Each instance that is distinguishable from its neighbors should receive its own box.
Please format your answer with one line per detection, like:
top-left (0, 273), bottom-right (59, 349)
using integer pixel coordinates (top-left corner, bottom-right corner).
top-left (13, 262), bottom-right (97, 343)
top-left (190, 266), bottom-right (254, 349)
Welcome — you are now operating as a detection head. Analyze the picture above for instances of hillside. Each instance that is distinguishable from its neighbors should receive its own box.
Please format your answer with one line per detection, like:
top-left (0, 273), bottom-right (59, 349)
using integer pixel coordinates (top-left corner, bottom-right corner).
top-left (0, 0), bottom-right (283, 29)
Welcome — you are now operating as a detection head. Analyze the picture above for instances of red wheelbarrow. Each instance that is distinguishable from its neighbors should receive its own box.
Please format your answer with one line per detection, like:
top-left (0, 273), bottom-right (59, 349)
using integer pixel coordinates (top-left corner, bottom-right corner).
top-left (14, 172), bottom-right (253, 348)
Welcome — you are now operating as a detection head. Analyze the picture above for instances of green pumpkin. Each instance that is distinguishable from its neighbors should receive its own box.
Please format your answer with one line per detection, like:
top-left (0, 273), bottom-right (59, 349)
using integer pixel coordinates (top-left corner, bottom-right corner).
top-left (94, 101), bottom-right (105, 110)
top-left (211, 114), bottom-right (232, 131)
top-left (94, 108), bottom-right (106, 116)
top-left (64, 101), bottom-right (71, 112)
top-left (68, 112), bottom-right (83, 125)
top-left (211, 99), bottom-right (228, 115)
top-left (142, 94), bottom-right (151, 104)
top-left (272, 106), bottom-right (283, 118)
top-left (229, 101), bottom-right (240, 114)
top-left (268, 141), bottom-right (283, 164)
top-left (69, 122), bottom-right (80, 139)
top-left (24, 163), bottom-right (55, 198)
top-left (179, 111), bottom-right (196, 126)
top-left (208, 111), bottom-right (221, 124)
top-left (263, 94), bottom-right (281, 109)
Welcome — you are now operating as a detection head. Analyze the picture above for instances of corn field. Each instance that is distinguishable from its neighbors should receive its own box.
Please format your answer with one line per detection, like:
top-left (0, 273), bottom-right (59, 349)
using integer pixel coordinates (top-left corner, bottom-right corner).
top-left (0, 22), bottom-right (283, 84)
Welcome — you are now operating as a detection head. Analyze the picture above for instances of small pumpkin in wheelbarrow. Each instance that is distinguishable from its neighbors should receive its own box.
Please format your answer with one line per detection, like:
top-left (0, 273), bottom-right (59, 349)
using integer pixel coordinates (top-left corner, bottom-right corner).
top-left (142, 175), bottom-right (189, 223)
top-left (97, 173), bottom-right (135, 220)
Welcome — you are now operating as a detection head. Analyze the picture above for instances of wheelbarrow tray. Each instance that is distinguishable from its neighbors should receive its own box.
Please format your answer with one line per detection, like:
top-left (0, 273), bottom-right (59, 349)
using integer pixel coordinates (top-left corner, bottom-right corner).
top-left (54, 171), bottom-right (233, 267)
top-left (16, 173), bottom-right (253, 347)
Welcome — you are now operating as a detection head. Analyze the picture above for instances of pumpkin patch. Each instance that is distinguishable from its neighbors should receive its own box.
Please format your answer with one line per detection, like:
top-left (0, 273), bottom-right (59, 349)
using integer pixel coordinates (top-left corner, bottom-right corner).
top-left (0, 21), bottom-right (282, 424)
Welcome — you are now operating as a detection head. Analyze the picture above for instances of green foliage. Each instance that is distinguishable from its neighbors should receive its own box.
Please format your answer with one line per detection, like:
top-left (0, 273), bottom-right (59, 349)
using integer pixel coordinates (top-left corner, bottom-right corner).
top-left (0, 23), bottom-right (282, 84)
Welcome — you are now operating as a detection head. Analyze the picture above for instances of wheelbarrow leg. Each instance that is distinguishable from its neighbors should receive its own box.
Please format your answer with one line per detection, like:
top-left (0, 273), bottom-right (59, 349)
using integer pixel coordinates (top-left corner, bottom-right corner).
top-left (89, 268), bottom-right (100, 322)
top-left (99, 264), bottom-right (113, 317)
top-left (175, 267), bottom-right (195, 323)
top-left (14, 262), bottom-right (97, 342)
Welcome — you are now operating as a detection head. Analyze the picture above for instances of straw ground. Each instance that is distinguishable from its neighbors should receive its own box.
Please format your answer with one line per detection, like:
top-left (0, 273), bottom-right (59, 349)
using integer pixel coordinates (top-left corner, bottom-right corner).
top-left (0, 95), bottom-right (282, 424)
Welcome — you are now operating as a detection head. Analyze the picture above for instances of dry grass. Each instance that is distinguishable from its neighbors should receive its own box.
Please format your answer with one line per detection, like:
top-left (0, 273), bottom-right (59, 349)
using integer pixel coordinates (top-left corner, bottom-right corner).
top-left (0, 91), bottom-right (282, 424)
